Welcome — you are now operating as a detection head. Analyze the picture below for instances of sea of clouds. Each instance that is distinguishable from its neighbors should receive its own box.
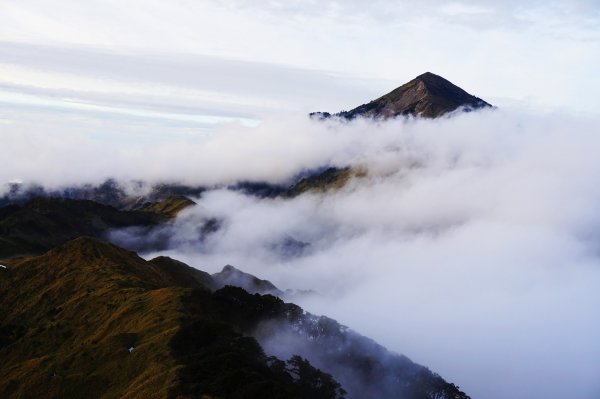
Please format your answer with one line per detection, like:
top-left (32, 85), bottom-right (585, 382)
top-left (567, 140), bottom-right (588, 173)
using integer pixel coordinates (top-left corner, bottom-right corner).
top-left (3, 108), bottom-right (600, 399)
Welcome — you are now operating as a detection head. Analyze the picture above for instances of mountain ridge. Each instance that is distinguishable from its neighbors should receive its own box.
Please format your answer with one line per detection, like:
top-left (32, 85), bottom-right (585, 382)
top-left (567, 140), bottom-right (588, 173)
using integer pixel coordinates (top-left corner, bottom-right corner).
top-left (0, 236), bottom-right (470, 399)
top-left (0, 236), bottom-right (345, 399)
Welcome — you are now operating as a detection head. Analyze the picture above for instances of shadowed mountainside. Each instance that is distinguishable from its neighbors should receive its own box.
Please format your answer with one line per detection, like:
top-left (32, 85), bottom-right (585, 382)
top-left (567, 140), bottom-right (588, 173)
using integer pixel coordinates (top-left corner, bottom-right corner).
top-left (0, 237), bottom-right (469, 399)
top-left (0, 180), bottom-right (204, 210)
top-left (0, 196), bottom-right (194, 258)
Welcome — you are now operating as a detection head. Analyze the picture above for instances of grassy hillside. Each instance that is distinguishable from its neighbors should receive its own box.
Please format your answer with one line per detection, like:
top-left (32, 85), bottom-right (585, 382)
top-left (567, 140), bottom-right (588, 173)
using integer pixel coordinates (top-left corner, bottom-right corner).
top-left (0, 237), bottom-right (184, 398)
top-left (0, 236), bottom-right (469, 399)
top-left (0, 237), bottom-right (344, 399)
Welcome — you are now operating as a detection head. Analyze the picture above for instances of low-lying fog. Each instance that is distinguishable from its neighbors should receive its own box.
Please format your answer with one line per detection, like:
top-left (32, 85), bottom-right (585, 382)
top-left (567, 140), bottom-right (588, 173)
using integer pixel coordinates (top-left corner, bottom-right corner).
top-left (5, 109), bottom-right (600, 399)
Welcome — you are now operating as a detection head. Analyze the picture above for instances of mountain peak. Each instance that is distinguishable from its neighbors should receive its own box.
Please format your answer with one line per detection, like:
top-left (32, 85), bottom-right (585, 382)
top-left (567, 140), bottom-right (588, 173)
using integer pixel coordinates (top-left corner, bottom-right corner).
top-left (213, 264), bottom-right (283, 296)
top-left (415, 71), bottom-right (439, 81)
top-left (413, 71), bottom-right (456, 89)
top-left (313, 72), bottom-right (492, 120)
top-left (221, 264), bottom-right (238, 272)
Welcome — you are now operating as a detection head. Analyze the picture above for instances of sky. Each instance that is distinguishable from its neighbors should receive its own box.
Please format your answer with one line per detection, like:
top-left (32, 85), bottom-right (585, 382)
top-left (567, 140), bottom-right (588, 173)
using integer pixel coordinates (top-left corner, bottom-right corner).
top-left (0, 0), bottom-right (599, 134)
top-left (2, 2), bottom-right (600, 399)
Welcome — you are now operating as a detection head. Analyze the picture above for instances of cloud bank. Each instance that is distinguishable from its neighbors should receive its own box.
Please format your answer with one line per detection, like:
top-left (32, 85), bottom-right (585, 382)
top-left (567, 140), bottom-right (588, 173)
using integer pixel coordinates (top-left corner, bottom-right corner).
top-left (4, 109), bottom-right (600, 398)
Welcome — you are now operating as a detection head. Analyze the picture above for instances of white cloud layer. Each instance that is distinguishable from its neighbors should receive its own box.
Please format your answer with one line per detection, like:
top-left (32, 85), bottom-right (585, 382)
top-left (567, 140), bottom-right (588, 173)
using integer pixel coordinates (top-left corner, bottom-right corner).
top-left (22, 108), bottom-right (592, 399)
top-left (157, 111), bottom-right (600, 399)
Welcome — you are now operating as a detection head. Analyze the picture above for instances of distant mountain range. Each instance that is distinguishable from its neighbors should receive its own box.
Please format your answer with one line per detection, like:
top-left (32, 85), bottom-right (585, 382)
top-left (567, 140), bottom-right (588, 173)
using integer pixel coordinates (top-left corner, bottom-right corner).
top-left (312, 72), bottom-right (492, 120)
top-left (0, 179), bottom-right (205, 210)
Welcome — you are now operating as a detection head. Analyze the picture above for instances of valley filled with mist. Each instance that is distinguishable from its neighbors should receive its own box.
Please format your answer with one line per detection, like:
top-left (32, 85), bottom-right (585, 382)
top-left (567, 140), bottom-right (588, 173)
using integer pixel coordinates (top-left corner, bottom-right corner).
top-left (3, 105), bottom-right (600, 398)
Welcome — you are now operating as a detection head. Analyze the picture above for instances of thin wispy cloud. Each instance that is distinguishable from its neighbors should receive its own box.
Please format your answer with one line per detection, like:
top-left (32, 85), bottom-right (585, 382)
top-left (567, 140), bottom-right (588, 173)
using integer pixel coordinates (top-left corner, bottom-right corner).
top-left (1, 1), bottom-right (599, 118)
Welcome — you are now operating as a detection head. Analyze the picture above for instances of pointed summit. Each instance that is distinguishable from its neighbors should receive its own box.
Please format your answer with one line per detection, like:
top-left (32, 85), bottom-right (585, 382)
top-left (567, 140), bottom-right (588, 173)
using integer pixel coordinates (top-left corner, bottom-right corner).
top-left (314, 72), bottom-right (491, 120)
top-left (212, 264), bottom-right (283, 296)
